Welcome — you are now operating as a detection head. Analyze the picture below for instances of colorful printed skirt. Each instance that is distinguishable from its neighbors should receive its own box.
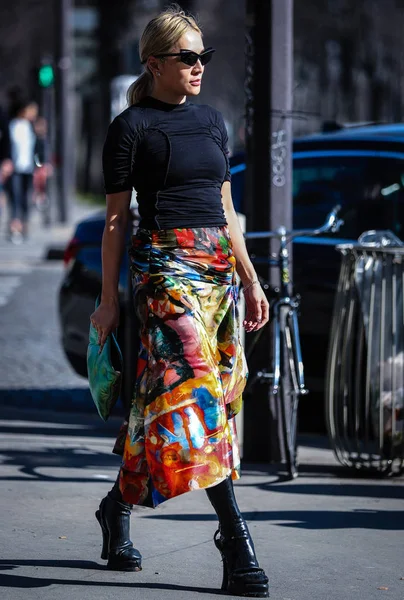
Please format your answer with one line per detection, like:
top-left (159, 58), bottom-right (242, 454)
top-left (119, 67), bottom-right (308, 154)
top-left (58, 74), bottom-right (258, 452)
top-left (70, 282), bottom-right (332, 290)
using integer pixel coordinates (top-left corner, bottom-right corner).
top-left (113, 226), bottom-right (248, 508)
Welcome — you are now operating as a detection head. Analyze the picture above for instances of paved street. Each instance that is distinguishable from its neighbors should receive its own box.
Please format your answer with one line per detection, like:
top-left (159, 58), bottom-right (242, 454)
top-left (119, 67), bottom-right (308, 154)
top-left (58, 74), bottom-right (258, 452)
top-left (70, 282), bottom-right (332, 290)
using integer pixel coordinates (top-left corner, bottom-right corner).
top-left (0, 406), bottom-right (403, 600)
top-left (0, 202), bottom-right (95, 397)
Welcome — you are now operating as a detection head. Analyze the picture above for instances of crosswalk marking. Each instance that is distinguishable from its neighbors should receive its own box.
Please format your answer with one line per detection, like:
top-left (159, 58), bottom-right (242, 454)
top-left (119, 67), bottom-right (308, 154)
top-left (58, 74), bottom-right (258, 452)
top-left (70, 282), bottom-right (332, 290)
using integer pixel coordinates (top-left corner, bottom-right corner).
top-left (0, 263), bottom-right (30, 274)
top-left (0, 275), bottom-right (22, 307)
top-left (0, 261), bottom-right (62, 308)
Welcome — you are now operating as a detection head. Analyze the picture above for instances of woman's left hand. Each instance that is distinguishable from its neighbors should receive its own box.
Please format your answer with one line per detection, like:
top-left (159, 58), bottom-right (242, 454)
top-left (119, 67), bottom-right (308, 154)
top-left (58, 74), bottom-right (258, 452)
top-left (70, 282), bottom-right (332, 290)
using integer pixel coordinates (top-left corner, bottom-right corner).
top-left (243, 282), bottom-right (269, 332)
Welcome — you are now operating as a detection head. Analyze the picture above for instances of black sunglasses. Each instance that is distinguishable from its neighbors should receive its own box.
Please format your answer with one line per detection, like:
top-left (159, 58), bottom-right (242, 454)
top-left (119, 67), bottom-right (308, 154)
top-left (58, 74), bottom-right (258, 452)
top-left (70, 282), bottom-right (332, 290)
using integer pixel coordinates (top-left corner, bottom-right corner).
top-left (150, 47), bottom-right (215, 67)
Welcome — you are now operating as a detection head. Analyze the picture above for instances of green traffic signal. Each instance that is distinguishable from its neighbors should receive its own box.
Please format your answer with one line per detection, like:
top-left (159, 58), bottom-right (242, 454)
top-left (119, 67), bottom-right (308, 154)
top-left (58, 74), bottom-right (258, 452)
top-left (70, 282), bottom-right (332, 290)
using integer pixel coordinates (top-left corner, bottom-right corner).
top-left (38, 64), bottom-right (54, 88)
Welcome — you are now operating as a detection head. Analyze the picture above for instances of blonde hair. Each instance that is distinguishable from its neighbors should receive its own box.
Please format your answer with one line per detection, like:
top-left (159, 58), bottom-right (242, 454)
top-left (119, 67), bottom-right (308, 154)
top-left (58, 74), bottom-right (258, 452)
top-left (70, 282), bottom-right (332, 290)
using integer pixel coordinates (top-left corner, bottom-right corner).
top-left (127, 4), bottom-right (201, 106)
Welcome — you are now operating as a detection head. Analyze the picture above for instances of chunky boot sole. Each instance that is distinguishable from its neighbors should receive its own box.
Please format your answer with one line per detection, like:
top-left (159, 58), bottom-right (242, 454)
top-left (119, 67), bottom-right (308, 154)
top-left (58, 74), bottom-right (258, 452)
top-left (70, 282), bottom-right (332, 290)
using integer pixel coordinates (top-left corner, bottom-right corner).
top-left (226, 584), bottom-right (269, 598)
top-left (215, 529), bottom-right (269, 598)
top-left (106, 555), bottom-right (142, 572)
top-left (95, 509), bottom-right (142, 572)
top-left (222, 564), bottom-right (270, 597)
top-left (222, 562), bottom-right (269, 597)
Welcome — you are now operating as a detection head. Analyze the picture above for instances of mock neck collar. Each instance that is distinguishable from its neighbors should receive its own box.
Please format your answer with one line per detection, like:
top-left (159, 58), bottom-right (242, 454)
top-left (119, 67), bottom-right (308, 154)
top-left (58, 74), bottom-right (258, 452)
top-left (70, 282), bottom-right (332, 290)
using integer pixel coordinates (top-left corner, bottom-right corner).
top-left (139, 96), bottom-right (189, 112)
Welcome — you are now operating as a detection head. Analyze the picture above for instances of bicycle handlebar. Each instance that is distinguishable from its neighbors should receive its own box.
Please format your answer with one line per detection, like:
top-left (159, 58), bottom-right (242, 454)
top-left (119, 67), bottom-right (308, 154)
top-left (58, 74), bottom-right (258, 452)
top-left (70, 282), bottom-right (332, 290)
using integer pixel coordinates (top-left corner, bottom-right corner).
top-left (244, 205), bottom-right (344, 241)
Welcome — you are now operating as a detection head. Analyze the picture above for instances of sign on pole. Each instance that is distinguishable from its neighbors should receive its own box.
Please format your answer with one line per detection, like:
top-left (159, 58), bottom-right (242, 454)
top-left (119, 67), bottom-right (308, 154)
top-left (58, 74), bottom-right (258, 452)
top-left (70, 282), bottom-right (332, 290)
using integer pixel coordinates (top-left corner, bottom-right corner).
top-left (244, 0), bottom-right (294, 462)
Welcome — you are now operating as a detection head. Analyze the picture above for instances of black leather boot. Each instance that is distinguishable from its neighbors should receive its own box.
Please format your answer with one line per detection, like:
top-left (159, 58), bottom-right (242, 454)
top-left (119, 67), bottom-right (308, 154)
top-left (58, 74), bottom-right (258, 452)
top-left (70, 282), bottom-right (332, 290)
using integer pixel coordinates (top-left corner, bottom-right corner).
top-left (214, 521), bottom-right (269, 597)
top-left (206, 477), bottom-right (269, 597)
top-left (95, 494), bottom-right (142, 571)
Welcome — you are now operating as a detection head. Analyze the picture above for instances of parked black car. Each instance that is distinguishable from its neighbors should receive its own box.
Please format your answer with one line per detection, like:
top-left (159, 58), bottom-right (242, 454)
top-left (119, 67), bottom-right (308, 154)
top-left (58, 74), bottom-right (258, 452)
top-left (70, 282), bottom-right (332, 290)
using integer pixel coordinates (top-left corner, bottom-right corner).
top-left (60, 123), bottom-right (404, 428)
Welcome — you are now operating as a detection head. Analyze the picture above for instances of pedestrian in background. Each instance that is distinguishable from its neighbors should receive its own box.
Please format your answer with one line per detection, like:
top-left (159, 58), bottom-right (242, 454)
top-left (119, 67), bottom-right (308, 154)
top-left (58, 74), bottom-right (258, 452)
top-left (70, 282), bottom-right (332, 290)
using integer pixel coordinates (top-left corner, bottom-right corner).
top-left (32, 116), bottom-right (53, 217)
top-left (90, 4), bottom-right (270, 597)
top-left (7, 92), bottom-right (38, 243)
top-left (0, 104), bottom-right (13, 224)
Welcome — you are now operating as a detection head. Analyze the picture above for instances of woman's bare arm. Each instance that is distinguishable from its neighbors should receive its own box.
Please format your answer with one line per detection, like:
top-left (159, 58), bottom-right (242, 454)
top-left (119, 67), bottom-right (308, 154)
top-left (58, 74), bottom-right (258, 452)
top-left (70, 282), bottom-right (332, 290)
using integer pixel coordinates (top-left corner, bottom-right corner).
top-left (91, 190), bottom-right (132, 348)
top-left (221, 181), bottom-right (269, 331)
top-left (101, 191), bottom-right (132, 303)
top-left (221, 182), bottom-right (257, 286)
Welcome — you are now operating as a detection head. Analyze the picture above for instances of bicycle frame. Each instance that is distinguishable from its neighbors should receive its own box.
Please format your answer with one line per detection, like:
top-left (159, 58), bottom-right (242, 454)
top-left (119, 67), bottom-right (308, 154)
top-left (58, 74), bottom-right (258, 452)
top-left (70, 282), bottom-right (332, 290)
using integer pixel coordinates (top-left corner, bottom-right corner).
top-left (272, 297), bottom-right (306, 396)
top-left (243, 257), bottom-right (307, 400)
top-left (244, 206), bottom-right (343, 476)
top-left (245, 204), bottom-right (343, 308)
top-left (275, 227), bottom-right (293, 299)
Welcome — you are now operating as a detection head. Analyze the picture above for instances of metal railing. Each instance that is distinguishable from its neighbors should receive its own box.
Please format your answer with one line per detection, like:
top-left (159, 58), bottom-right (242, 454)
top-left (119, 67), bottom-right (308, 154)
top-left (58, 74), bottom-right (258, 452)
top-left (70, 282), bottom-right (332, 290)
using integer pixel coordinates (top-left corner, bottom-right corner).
top-left (326, 231), bottom-right (404, 475)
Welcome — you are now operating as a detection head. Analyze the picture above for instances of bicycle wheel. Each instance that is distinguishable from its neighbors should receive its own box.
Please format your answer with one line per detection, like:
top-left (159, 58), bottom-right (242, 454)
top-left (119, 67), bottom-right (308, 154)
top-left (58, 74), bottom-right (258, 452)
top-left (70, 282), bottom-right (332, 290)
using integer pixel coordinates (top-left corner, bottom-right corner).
top-left (244, 279), bottom-right (277, 393)
top-left (278, 304), bottom-right (301, 479)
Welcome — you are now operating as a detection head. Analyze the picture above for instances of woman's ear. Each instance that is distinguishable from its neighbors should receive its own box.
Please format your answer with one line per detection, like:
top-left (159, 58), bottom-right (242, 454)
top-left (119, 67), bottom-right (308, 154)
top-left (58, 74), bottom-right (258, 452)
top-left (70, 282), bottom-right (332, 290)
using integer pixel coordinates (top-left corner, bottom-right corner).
top-left (147, 57), bottom-right (160, 77)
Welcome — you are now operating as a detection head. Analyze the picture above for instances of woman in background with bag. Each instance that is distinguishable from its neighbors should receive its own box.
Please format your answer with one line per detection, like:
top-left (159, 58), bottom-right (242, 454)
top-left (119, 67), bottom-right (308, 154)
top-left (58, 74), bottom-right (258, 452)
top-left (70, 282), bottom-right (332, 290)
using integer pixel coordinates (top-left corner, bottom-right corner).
top-left (89, 5), bottom-right (269, 597)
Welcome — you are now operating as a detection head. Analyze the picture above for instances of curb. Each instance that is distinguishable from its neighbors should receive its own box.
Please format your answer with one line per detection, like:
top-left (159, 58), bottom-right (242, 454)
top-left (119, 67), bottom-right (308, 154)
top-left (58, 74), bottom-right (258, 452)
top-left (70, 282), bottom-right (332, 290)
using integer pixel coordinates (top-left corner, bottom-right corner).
top-left (0, 387), bottom-right (129, 416)
top-left (0, 388), bottom-right (95, 412)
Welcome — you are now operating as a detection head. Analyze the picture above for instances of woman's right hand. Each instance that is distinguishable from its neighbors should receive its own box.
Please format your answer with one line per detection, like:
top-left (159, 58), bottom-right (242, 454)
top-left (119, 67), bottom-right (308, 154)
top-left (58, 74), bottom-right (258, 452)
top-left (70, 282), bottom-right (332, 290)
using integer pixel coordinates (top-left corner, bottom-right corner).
top-left (90, 298), bottom-right (120, 351)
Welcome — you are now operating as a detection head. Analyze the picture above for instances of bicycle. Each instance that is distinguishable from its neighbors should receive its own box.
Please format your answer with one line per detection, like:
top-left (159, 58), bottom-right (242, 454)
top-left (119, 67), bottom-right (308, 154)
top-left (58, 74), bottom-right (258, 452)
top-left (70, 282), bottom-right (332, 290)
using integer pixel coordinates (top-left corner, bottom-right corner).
top-left (244, 206), bottom-right (344, 479)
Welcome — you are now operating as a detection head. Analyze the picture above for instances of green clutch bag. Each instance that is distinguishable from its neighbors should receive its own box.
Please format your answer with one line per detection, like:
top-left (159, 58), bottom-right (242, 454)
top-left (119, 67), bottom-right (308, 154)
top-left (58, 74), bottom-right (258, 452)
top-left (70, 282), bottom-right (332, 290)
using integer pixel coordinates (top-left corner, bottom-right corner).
top-left (87, 298), bottom-right (123, 421)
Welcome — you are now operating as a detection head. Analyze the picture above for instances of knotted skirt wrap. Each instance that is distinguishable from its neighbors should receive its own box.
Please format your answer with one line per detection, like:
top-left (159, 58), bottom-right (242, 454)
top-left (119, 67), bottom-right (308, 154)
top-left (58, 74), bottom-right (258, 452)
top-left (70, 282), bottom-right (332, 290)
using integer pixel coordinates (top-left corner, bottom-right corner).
top-left (113, 226), bottom-right (248, 507)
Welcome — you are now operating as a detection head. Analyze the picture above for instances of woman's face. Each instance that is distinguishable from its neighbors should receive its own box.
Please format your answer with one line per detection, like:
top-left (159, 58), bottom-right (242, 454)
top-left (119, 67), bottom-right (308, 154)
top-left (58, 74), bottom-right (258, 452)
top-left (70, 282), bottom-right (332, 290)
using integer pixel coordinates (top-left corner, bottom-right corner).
top-left (150, 29), bottom-right (207, 98)
top-left (24, 103), bottom-right (39, 122)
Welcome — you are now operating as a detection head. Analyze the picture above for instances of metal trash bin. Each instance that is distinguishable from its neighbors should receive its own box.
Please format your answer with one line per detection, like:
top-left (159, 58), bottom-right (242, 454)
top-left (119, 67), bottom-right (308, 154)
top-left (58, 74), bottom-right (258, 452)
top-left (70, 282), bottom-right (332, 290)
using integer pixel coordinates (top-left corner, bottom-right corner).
top-left (326, 231), bottom-right (404, 475)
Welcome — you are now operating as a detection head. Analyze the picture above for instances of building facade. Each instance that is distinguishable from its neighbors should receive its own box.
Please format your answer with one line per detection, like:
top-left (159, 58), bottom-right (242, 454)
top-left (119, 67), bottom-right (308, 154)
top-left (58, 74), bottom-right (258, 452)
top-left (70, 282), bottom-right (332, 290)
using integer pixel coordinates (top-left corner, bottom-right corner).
top-left (1, 0), bottom-right (404, 194)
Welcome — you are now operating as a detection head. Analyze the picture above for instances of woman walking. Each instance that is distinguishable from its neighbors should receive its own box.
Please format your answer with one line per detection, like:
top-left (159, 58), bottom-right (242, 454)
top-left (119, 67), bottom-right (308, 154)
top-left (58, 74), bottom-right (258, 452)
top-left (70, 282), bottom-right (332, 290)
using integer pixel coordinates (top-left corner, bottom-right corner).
top-left (7, 93), bottom-right (38, 242)
top-left (91, 5), bottom-right (270, 597)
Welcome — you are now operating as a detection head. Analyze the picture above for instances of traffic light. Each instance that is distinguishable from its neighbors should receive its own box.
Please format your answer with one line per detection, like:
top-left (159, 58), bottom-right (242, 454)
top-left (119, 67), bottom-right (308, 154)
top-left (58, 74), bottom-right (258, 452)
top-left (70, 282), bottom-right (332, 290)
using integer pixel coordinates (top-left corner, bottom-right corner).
top-left (38, 64), bottom-right (54, 88)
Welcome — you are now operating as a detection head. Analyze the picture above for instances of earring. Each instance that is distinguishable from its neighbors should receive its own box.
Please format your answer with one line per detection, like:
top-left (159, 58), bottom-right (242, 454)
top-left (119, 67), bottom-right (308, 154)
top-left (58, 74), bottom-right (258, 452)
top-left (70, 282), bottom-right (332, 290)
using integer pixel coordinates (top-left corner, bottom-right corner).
top-left (156, 71), bottom-right (161, 77)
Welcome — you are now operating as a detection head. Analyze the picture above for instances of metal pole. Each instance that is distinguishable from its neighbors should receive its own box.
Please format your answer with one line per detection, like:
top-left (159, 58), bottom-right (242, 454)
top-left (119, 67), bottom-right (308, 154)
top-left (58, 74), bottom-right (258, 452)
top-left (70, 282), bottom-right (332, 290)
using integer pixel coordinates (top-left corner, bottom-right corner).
top-left (243, 0), bottom-right (294, 462)
top-left (269, 0), bottom-right (294, 249)
top-left (56, 0), bottom-right (73, 223)
top-left (245, 0), bottom-right (293, 252)
top-left (41, 83), bottom-right (53, 227)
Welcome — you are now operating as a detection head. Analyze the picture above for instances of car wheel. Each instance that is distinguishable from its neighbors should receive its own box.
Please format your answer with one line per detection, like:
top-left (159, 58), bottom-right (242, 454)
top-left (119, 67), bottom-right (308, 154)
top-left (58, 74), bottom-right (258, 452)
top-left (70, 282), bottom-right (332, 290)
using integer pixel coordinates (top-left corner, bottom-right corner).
top-left (65, 351), bottom-right (88, 378)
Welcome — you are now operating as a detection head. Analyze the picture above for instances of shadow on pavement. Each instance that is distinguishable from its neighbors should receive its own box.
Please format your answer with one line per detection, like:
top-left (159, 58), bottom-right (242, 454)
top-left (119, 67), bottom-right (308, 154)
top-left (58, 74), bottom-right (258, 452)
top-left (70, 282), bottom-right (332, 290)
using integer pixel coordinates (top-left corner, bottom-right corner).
top-left (238, 478), bottom-right (404, 499)
top-left (2, 407), bottom-right (403, 491)
top-left (241, 461), bottom-right (345, 479)
top-left (0, 446), bottom-right (121, 482)
top-left (241, 459), bottom-right (404, 481)
top-left (0, 559), bottom-right (104, 570)
top-left (0, 562), bottom-right (221, 594)
top-left (143, 509), bottom-right (404, 530)
top-left (0, 405), bottom-right (124, 438)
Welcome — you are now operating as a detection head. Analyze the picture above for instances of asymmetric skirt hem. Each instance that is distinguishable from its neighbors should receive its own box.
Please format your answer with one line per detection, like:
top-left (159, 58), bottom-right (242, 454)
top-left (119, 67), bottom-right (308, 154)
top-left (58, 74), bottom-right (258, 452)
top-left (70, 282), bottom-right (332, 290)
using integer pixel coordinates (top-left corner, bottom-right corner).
top-left (113, 226), bottom-right (247, 508)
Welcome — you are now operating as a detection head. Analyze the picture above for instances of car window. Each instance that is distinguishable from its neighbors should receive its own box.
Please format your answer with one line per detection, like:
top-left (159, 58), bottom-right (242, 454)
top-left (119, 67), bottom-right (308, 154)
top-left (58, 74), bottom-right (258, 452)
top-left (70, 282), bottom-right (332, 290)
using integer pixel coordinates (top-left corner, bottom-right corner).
top-left (293, 155), bottom-right (404, 240)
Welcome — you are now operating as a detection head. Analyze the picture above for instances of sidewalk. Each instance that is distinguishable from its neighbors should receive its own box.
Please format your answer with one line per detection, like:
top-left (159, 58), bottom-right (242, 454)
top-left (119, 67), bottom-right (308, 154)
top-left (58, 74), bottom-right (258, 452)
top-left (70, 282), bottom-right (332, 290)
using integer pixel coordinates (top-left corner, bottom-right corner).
top-left (0, 406), bottom-right (403, 600)
top-left (0, 194), bottom-right (100, 262)
top-left (0, 195), bottom-right (101, 409)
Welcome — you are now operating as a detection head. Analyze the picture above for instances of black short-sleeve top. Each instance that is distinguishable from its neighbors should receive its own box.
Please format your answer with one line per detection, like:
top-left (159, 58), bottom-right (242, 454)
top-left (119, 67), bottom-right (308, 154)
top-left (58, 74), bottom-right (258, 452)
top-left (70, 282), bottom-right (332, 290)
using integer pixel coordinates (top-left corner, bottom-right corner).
top-left (102, 96), bottom-right (231, 230)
